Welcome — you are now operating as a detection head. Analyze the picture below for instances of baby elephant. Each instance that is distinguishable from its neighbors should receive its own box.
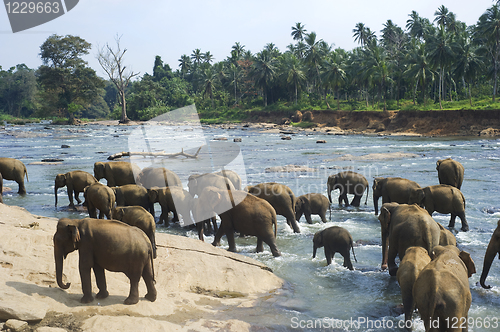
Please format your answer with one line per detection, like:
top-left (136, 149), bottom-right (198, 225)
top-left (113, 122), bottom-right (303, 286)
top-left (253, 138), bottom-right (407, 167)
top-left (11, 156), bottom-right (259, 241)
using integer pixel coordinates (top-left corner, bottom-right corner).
top-left (112, 206), bottom-right (157, 259)
top-left (313, 226), bottom-right (357, 270)
top-left (295, 193), bottom-right (330, 224)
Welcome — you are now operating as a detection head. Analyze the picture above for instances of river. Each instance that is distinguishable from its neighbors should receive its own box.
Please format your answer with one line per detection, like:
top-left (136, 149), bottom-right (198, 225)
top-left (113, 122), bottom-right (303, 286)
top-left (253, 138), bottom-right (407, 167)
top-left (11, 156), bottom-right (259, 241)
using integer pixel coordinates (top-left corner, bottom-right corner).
top-left (1, 119), bottom-right (499, 331)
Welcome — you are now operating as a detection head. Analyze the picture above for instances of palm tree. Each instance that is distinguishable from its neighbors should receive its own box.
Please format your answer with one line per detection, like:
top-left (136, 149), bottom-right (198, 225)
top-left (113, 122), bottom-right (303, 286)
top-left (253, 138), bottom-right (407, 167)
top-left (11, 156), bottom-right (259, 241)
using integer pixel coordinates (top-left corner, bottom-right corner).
top-left (199, 67), bottom-right (218, 108)
top-left (321, 51), bottom-right (346, 110)
top-left (191, 49), bottom-right (203, 66)
top-left (178, 54), bottom-right (192, 78)
top-left (405, 42), bottom-right (434, 105)
top-left (353, 23), bottom-right (375, 47)
top-left (291, 22), bottom-right (307, 41)
top-left (231, 42), bottom-right (245, 58)
top-left (474, 4), bottom-right (500, 102)
top-left (281, 53), bottom-right (306, 105)
top-left (304, 32), bottom-right (328, 94)
top-left (453, 39), bottom-right (484, 106)
top-left (361, 40), bottom-right (391, 111)
top-left (203, 51), bottom-right (214, 64)
top-left (251, 50), bottom-right (277, 106)
top-left (428, 27), bottom-right (454, 109)
top-left (434, 5), bottom-right (452, 29)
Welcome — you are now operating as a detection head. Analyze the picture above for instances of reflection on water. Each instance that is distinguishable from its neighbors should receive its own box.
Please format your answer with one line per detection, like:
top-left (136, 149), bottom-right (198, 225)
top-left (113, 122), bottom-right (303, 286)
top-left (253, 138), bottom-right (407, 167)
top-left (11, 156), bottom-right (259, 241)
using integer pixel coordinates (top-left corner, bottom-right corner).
top-left (1, 122), bottom-right (500, 331)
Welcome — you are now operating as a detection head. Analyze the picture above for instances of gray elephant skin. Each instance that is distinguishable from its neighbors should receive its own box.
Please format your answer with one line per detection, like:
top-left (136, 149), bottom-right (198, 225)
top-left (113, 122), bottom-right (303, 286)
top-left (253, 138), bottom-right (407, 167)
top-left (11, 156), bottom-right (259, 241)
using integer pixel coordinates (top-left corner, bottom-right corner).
top-left (55, 170), bottom-right (97, 208)
top-left (84, 182), bottom-right (116, 219)
top-left (112, 184), bottom-right (155, 216)
top-left (408, 184), bottom-right (468, 232)
top-left (112, 206), bottom-right (157, 259)
top-left (372, 177), bottom-right (421, 215)
top-left (413, 245), bottom-right (475, 332)
top-left (396, 246), bottom-right (431, 330)
top-left (295, 193), bottom-right (330, 224)
top-left (327, 171), bottom-right (368, 207)
top-left (94, 161), bottom-right (140, 187)
top-left (198, 187), bottom-right (281, 257)
top-left (136, 167), bottom-right (182, 189)
top-left (313, 226), bottom-right (357, 270)
top-left (436, 158), bottom-right (464, 189)
top-left (0, 157), bottom-right (28, 194)
top-left (379, 203), bottom-right (441, 276)
top-left (246, 182), bottom-right (300, 233)
top-left (148, 186), bottom-right (194, 227)
top-left (480, 220), bottom-right (500, 289)
top-left (53, 217), bottom-right (157, 305)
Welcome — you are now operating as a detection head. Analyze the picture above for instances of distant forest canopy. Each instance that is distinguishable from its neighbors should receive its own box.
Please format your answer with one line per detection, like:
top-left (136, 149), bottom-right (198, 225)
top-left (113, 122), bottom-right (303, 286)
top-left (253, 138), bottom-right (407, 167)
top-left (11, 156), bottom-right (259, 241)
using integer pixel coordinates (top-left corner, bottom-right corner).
top-left (3, 3), bottom-right (500, 122)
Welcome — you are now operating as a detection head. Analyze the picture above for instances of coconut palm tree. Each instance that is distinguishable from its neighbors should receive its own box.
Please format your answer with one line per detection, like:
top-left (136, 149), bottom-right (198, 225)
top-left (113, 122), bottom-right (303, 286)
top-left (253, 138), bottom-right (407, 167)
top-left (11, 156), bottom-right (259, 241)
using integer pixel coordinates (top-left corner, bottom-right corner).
top-left (353, 23), bottom-right (375, 47)
top-left (405, 42), bottom-right (435, 105)
top-left (361, 40), bottom-right (391, 111)
top-left (474, 4), bottom-right (500, 102)
top-left (199, 66), bottom-right (218, 108)
top-left (232, 42), bottom-right (245, 59)
top-left (291, 22), bottom-right (307, 41)
top-left (304, 32), bottom-right (329, 94)
top-left (281, 53), bottom-right (306, 105)
top-left (453, 38), bottom-right (484, 106)
top-left (191, 49), bottom-right (203, 66)
top-left (428, 27), bottom-right (454, 109)
top-left (251, 50), bottom-right (277, 106)
top-left (203, 51), bottom-right (214, 64)
top-left (321, 51), bottom-right (346, 110)
top-left (178, 54), bottom-right (192, 78)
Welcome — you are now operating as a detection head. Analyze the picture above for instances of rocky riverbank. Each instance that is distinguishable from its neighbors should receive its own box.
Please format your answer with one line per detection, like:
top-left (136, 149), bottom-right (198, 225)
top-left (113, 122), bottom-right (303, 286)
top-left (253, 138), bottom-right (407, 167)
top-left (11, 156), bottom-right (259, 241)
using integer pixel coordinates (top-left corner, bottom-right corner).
top-left (0, 204), bottom-right (285, 331)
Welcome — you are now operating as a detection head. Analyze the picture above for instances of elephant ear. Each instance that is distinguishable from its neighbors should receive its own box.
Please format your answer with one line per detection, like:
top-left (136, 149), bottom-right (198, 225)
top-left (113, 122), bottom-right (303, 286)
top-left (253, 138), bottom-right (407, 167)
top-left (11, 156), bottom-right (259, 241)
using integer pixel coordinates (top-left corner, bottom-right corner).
top-left (379, 206), bottom-right (391, 230)
top-left (147, 188), bottom-right (158, 202)
top-left (68, 225), bottom-right (80, 245)
top-left (459, 251), bottom-right (476, 277)
top-left (416, 190), bottom-right (425, 203)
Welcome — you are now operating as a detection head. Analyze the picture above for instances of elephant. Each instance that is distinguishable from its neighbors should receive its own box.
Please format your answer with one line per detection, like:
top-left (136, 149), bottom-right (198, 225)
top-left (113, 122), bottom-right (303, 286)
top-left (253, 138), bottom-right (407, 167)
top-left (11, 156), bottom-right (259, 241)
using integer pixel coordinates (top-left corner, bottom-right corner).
top-left (0, 172), bottom-right (3, 203)
top-left (312, 226), bottom-right (357, 270)
top-left (327, 171), bottom-right (368, 207)
top-left (413, 245), bottom-right (476, 332)
top-left (396, 246), bottom-right (431, 330)
top-left (53, 217), bottom-right (156, 305)
top-left (112, 184), bottom-right (154, 216)
top-left (147, 186), bottom-right (194, 227)
top-left (191, 196), bottom-right (220, 241)
top-left (188, 173), bottom-right (236, 197)
top-left (136, 167), bottom-right (182, 189)
top-left (246, 182), bottom-right (300, 233)
top-left (198, 186), bottom-right (281, 257)
top-left (295, 193), bottom-right (330, 224)
top-left (408, 184), bottom-right (468, 232)
top-left (84, 182), bottom-right (115, 219)
top-left (479, 220), bottom-right (500, 289)
top-left (379, 203), bottom-right (441, 276)
top-left (372, 177), bottom-right (421, 215)
top-left (0, 157), bottom-right (28, 194)
top-left (215, 169), bottom-right (242, 190)
top-left (112, 206), bottom-right (157, 259)
top-left (93, 161), bottom-right (141, 187)
top-left (436, 158), bottom-right (464, 190)
top-left (437, 222), bottom-right (457, 246)
top-left (55, 170), bottom-right (97, 208)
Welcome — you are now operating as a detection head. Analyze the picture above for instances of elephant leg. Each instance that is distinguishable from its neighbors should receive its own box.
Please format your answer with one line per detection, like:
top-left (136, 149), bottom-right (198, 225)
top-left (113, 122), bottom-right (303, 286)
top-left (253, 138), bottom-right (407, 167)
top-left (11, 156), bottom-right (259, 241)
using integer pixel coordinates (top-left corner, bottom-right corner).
top-left (458, 212), bottom-right (469, 232)
top-left (286, 211), bottom-right (301, 233)
top-left (342, 252), bottom-right (354, 270)
top-left (171, 210), bottom-right (179, 223)
top-left (305, 213), bottom-right (313, 224)
top-left (319, 210), bottom-right (328, 223)
top-left (87, 202), bottom-right (97, 219)
top-left (17, 180), bottom-right (26, 195)
top-left (448, 213), bottom-right (457, 228)
top-left (351, 195), bottom-right (361, 207)
top-left (212, 226), bottom-right (225, 247)
top-left (211, 217), bottom-right (218, 233)
top-left (142, 266), bottom-right (157, 302)
top-left (325, 248), bottom-right (333, 265)
top-left (79, 265), bottom-right (94, 303)
top-left (226, 230), bottom-right (237, 252)
top-left (124, 273), bottom-right (141, 305)
top-left (93, 264), bottom-right (109, 300)
top-left (74, 191), bottom-right (82, 205)
top-left (388, 246), bottom-right (398, 276)
top-left (256, 238), bottom-right (264, 253)
top-left (196, 222), bottom-right (205, 241)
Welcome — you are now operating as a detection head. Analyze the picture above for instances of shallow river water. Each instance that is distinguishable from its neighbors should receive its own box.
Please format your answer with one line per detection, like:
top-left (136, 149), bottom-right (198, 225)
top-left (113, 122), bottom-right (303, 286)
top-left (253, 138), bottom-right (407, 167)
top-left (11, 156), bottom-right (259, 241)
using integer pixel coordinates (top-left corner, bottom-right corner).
top-left (1, 121), bottom-right (500, 331)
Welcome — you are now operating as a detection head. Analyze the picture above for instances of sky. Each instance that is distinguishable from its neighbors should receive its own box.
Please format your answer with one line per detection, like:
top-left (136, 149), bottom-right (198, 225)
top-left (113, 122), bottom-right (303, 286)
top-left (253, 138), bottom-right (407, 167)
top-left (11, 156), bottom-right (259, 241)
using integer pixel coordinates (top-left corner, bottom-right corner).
top-left (0, 0), bottom-right (497, 79)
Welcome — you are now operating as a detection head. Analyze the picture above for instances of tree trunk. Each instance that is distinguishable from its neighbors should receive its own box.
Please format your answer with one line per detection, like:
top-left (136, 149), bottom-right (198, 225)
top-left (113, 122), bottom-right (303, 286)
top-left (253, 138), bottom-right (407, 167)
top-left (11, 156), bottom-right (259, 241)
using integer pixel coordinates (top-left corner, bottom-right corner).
top-left (120, 91), bottom-right (129, 123)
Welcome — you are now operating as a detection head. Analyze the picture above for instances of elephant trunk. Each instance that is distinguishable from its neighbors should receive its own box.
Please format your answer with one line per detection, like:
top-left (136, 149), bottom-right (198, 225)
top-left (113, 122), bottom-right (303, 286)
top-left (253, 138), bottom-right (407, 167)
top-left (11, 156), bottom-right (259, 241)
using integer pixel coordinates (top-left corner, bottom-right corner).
top-left (480, 242), bottom-right (498, 289)
top-left (373, 195), bottom-right (379, 215)
top-left (54, 244), bottom-right (70, 289)
top-left (54, 184), bottom-right (60, 207)
top-left (313, 245), bottom-right (317, 259)
top-left (327, 182), bottom-right (332, 203)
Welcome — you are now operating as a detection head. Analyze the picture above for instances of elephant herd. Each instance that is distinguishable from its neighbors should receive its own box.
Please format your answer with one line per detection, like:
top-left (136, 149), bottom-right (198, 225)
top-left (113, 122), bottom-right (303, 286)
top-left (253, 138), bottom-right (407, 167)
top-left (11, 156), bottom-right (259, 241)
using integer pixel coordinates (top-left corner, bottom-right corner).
top-left (0, 156), bottom-right (499, 324)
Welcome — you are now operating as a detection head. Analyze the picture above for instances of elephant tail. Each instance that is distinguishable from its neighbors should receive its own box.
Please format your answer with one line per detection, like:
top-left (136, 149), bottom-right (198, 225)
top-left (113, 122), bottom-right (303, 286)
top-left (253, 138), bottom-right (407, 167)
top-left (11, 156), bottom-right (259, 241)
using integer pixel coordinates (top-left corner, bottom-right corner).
top-left (24, 164), bottom-right (29, 182)
top-left (149, 247), bottom-right (156, 284)
top-left (351, 240), bottom-right (358, 263)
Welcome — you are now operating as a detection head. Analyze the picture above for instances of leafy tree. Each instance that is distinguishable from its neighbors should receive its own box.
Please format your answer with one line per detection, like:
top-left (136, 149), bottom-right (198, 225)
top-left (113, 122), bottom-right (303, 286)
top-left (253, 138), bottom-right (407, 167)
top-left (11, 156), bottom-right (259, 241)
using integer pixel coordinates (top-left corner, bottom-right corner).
top-left (153, 55), bottom-right (172, 81)
top-left (0, 64), bottom-right (38, 117)
top-left (178, 54), bottom-right (192, 79)
top-left (291, 22), bottom-right (307, 41)
top-left (405, 42), bottom-right (434, 105)
top-left (428, 27), bottom-right (454, 108)
top-left (38, 34), bottom-right (104, 122)
top-left (280, 53), bottom-right (306, 104)
top-left (96, 35), bottom-right (139, 123)
top-left (251, 50), bottom-right (277, 106)
top-left (321, 50), bottom-right (346, 110)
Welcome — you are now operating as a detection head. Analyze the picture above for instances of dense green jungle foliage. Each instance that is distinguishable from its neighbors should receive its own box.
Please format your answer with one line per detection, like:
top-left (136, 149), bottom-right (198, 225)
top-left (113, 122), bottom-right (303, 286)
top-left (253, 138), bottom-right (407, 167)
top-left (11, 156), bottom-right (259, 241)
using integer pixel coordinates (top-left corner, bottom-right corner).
top-left (3, 4), bottom-right (500, 124)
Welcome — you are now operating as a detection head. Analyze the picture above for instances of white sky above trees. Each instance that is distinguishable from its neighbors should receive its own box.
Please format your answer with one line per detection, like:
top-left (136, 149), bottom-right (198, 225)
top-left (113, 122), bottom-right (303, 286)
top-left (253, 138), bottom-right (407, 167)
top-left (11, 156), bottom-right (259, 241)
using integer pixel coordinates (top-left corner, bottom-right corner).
top-left (0, 0), bottom-right (495, 78)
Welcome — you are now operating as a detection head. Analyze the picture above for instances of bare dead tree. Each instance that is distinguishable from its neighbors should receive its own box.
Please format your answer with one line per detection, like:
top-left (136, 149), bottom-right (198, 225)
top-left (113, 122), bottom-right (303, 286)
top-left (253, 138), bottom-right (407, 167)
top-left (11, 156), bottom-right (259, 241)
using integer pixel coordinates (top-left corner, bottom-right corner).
top-left (96, 35), bottom-right (139, 123)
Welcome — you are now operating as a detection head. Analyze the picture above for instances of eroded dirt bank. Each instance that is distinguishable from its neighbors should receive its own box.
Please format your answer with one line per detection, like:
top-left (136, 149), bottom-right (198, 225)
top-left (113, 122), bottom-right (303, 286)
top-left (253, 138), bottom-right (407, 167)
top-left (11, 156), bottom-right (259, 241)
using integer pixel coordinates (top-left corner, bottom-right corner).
top-left (246, 109), bottom-right (500, 136)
